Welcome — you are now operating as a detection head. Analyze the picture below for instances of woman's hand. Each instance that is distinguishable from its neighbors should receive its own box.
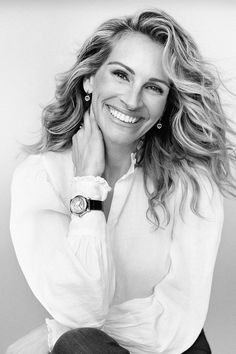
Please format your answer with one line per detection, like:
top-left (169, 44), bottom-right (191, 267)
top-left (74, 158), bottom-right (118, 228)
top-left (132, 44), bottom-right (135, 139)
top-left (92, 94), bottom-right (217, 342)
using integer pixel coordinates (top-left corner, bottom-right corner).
top-left (72, 109), bottom-right (105, 177)
top-left (6, 324), bottom-right (49, 354)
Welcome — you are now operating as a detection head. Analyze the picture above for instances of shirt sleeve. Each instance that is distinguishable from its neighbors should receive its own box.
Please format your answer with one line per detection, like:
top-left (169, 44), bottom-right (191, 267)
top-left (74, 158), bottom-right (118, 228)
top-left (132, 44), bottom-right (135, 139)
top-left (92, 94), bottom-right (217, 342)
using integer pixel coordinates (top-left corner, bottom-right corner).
top-left (152, 174), bottom-right (223, 353)
top-left (103, 172), bottom-right (223, 354)
top-left (10, 154), bottom-right (115, 349)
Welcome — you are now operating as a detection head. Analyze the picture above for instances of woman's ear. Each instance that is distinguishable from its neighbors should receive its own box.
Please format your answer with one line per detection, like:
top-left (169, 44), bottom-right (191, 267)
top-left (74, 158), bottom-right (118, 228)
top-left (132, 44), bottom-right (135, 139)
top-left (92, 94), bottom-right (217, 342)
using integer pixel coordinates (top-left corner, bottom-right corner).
top-left (83, 76), bottom-right (94, 94)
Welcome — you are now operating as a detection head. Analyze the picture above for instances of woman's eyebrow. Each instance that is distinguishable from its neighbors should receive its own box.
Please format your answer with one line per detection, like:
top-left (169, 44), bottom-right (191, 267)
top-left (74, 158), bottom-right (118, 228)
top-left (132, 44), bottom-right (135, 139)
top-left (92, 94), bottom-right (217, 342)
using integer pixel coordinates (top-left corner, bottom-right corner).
top-left (108, 61), bottom-right (170, 88)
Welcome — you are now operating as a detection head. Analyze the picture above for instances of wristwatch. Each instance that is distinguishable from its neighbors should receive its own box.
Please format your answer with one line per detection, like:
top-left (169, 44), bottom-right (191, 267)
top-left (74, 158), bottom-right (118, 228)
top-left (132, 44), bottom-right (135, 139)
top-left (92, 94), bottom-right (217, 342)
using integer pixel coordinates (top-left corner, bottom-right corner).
top-left (70, 195), bottom-right (103, 217)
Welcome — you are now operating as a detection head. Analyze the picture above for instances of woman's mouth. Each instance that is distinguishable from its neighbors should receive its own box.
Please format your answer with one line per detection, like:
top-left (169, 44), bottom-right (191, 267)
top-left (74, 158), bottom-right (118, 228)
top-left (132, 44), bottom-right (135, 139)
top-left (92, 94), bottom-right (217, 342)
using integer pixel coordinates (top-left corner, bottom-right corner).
top-left (106, 105), bottom-right (143, 125)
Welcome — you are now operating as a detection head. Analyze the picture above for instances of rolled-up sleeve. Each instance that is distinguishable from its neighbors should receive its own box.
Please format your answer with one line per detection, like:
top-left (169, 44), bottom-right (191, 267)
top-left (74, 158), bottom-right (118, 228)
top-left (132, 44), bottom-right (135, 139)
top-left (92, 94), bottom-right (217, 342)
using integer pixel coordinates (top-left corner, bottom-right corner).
top-left (10, 154), bottom-right (114, 349)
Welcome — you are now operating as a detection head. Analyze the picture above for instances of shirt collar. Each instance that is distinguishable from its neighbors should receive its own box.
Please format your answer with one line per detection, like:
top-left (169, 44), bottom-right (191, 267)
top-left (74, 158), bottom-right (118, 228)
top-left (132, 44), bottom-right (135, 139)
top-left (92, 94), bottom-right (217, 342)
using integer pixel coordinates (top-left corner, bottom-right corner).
top-left (119, 152), bottom-right (137, 182)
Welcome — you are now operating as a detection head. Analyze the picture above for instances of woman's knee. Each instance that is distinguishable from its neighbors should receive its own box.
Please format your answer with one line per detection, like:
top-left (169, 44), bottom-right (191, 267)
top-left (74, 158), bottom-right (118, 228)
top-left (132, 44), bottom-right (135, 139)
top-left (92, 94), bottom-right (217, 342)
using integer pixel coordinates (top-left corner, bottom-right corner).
top-left (52, 328), bottom-right (91, 354)
top-left (52, 327), bottom-right (129, 354)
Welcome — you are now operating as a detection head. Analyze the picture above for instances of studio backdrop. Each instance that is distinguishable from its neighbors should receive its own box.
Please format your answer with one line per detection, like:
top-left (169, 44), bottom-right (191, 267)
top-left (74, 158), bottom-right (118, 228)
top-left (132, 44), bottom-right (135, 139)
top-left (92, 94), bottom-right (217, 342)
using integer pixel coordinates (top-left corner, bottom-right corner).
top-left (1, 1), bottom-right (235, 353)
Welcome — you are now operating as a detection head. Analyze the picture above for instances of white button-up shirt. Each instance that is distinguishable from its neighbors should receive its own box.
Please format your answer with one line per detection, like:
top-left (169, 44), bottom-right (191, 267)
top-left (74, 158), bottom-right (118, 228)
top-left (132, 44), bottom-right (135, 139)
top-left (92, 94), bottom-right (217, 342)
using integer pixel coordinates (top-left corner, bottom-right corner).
top-left (10, 150), bottom-right (223, 353)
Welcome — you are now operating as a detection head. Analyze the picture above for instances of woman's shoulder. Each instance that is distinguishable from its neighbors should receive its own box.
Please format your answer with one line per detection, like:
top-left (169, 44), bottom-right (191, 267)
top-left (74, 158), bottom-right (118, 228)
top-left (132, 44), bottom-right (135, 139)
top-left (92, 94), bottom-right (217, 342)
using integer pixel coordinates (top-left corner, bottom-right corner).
top-left (175, 165), bottom-right (222, 196)
top-left (174, 165), bottom-right (224, 218)
top-left (14, 149), bottom-right (72, 177)
top-left (12, 149), bottom-right (74, 200)
top-left (11, 150), bottom-right (74, 213)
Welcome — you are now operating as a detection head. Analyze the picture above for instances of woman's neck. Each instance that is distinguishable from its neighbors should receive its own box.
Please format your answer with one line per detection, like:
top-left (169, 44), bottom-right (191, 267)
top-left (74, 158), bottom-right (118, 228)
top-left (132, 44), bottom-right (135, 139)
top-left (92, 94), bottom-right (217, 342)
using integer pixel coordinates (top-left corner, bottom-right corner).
top-left (102, 142), bottom-right (135, 187)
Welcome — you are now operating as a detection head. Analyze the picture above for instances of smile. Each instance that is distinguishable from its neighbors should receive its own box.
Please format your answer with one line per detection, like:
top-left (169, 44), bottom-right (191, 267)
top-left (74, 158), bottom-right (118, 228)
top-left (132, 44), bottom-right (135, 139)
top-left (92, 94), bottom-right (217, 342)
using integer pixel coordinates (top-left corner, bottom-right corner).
top-left (107, 105), bottom-right (142, 124)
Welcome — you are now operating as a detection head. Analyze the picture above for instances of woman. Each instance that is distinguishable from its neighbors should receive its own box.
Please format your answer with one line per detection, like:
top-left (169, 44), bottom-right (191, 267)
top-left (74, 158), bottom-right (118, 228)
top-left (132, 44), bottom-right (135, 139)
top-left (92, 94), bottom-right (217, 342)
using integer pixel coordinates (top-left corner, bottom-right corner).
top-left (9, 9), bottom-right (235, 354)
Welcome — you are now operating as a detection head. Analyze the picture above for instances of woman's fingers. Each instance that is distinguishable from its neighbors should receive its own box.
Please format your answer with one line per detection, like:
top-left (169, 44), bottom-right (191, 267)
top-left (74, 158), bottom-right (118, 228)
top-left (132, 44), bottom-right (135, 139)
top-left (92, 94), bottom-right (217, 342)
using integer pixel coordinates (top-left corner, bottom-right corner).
top-left (83, 111), bottom-right (91, 135)
top-left (89, 106), bottom-right (96, 120)
top-left (89, 107), bottom-right (103, 138)
top-left (72, 107), bottom-right (105, 176)
top-left (74, 108), bottom-right (99, 140)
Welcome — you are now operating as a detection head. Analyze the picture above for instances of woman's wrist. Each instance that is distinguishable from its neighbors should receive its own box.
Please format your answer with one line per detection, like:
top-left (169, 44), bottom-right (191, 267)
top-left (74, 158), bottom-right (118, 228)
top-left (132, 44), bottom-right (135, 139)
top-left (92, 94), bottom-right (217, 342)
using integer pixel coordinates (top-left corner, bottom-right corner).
top-left (71, 175), bottom-right (111, 201)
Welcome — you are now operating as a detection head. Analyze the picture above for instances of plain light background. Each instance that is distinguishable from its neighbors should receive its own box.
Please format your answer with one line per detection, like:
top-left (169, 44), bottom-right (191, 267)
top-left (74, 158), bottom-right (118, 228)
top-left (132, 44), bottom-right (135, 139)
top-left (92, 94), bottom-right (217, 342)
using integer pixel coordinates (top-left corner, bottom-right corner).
top-left (1, 0), bottom-right (236, 353)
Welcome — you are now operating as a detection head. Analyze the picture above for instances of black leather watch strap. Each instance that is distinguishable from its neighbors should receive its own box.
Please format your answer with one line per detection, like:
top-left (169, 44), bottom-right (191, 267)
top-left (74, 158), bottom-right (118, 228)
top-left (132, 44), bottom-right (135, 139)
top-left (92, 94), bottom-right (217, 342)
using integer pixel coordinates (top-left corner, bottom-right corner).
top-left (70, 195), bottom-right (103, 217)
top-left (89, 199), bottom-right (103, 211)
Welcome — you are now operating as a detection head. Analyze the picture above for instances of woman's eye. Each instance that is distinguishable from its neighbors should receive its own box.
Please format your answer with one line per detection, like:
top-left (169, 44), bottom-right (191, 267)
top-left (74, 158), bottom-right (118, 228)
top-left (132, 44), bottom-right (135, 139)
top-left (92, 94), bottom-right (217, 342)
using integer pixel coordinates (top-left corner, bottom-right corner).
top-left (113, 70), bottom-right (129, 81)
top-left (146, 85), bottom-right (164, 94)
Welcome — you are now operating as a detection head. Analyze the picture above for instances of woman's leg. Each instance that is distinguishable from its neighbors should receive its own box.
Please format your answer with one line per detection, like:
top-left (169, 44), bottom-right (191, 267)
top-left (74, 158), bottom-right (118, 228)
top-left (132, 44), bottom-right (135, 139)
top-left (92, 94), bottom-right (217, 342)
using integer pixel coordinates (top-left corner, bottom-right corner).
top-left (52, 327), bottom-right (210, 354)
top-left (52, 327), bottom-right (130, 354)
top-left (182, 329), bottom-right (211, 354)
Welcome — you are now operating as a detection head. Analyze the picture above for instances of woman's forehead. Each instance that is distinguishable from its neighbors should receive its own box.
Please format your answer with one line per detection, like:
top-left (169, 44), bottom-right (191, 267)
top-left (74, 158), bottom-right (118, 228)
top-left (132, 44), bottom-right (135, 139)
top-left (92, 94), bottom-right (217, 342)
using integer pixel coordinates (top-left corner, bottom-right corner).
top-left (109, 32), bottom-right (164, 58)
top-left (105, 32), bottom-right (167, 80)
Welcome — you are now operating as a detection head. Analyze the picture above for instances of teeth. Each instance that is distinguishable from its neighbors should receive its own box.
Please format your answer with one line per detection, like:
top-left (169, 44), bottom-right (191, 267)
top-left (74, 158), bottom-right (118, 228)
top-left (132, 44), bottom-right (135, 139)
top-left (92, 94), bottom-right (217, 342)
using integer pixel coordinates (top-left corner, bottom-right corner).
top-left (108, 106), bottom-right (139, 124)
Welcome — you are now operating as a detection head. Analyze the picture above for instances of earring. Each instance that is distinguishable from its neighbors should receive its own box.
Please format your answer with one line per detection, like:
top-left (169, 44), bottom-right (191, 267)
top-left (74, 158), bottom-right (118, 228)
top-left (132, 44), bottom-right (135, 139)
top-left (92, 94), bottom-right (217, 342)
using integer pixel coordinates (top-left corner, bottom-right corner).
top-left (84, 93), bottom-right (91, 102)
top-left (156, 122), bottom-right (162, 129)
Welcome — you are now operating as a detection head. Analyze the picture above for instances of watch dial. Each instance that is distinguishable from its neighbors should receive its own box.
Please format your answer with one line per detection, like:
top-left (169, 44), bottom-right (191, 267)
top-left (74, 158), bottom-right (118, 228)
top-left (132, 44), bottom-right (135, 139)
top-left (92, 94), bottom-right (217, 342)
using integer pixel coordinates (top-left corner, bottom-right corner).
top-left (72, 196), bottom-right (87, 214)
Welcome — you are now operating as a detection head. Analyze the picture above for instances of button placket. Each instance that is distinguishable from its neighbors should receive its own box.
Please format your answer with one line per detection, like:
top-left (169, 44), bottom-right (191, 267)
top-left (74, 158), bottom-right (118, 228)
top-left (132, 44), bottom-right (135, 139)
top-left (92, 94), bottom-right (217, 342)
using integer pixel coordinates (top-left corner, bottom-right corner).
top-left (105, 152), bottom-right (137, 236)
top-left (107, 172), bottom-right (136, 228)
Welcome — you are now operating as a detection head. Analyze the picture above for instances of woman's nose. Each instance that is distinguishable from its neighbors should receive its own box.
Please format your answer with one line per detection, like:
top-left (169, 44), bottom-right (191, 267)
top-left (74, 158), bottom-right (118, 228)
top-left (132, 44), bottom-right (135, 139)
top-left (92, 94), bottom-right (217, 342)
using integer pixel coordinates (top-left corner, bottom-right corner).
top-left (121, 87), bottom-right (143, 110)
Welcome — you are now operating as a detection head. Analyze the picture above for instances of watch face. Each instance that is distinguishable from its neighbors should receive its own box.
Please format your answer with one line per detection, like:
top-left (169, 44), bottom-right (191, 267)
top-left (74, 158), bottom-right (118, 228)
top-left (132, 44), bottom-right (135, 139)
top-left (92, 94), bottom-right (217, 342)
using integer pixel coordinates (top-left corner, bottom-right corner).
top-left (70, 195), bottom-right (88, 215)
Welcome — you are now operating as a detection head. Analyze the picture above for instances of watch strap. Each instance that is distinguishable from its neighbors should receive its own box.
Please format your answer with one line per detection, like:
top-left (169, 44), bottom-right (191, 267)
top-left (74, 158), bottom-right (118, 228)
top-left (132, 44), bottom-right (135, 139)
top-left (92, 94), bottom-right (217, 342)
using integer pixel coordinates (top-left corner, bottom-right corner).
top-left (89, 199), bottom-right (103, 211)
top-left (70, 195), bottom-right (103, 217)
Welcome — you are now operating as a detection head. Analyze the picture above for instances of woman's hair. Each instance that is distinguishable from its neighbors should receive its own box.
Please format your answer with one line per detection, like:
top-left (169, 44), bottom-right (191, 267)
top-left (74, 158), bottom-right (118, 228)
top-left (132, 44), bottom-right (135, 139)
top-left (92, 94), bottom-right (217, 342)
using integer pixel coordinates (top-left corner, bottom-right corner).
top-left (27, 9), bottom-right (236, 227)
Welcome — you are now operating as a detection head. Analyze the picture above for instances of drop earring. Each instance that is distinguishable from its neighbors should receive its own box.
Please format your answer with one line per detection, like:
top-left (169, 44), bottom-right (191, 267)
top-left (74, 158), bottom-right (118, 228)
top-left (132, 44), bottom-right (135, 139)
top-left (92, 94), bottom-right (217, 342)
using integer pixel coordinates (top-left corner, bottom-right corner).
top-left (84, 93), bottom-right (91, 102)
top-left (156, 122), bottom-right (162, 129)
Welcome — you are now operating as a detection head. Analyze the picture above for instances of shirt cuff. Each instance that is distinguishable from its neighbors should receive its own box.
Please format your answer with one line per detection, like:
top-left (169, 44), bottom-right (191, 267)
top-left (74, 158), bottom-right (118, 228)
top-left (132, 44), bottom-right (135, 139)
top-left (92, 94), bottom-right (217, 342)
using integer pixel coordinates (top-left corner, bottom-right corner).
top-left (45, 318), bottom-right (71, 352)
top-left (71, 176), bottom-right (111, 201)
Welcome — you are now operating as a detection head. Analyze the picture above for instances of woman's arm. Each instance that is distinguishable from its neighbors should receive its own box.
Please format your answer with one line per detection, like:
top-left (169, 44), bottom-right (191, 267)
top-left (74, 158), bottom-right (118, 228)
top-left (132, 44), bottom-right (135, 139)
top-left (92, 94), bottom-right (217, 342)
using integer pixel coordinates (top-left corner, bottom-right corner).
top-left (10, 153), bottom-right (114, 350)
top-left (103, 173), bottom-right (223, 354)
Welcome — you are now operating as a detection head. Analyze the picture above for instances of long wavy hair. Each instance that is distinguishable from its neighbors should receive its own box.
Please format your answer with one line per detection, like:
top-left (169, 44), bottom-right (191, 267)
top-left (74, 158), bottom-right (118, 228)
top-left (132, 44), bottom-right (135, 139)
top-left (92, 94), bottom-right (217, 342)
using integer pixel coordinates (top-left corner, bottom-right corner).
top-left (27, 9), bottom-right (236, 227)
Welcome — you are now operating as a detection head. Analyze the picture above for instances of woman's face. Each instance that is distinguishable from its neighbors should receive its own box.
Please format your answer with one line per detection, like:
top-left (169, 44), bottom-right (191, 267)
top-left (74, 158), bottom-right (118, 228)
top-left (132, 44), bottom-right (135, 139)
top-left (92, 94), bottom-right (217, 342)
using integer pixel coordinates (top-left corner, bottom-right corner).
top-left (84, 32), bottom-right (170, 151)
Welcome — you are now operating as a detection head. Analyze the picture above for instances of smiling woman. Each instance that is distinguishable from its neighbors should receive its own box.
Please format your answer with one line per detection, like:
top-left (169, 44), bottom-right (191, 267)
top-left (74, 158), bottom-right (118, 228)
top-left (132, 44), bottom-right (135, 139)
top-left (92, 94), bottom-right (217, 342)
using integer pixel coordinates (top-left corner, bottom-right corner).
top-left (83, 33), bottom-right (169, 155)
top-left (9, 8), bottom-right (236, 354)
